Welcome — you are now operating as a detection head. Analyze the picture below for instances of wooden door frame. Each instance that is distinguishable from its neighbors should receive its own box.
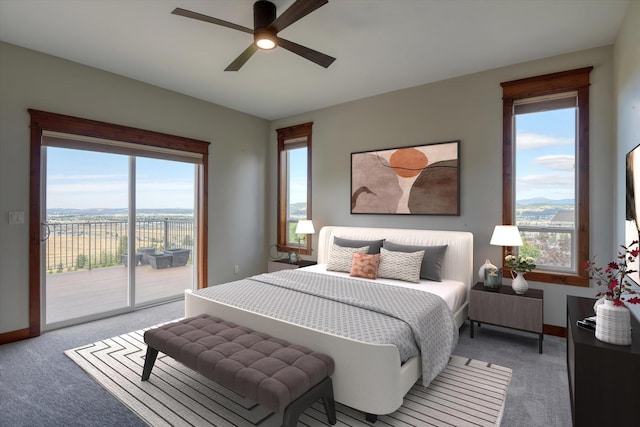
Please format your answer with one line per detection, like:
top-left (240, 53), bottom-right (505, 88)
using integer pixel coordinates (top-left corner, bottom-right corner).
top-left (26, 109), bottom-right (209, 339)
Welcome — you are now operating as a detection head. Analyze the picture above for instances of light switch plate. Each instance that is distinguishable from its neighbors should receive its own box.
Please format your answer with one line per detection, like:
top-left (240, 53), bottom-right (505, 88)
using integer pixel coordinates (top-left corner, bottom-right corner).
top-left (9, 211), bottom-right (25, 224)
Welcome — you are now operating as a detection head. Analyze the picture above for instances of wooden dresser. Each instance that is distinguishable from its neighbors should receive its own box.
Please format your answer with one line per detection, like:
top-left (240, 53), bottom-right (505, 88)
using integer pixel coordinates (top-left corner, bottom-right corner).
top-left (566, 296), bottom-right (640, 427)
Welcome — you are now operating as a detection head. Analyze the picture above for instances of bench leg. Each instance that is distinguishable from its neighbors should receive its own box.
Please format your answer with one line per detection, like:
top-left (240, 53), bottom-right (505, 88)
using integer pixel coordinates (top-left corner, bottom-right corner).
top-left (322, 390), bottom-right (336, 425)
top-left (141, 347), bottom-right (159, 381)
top-left (282, 377), bottom-right (336, 427)
top-left (366, 413), bottom-right (378, 423)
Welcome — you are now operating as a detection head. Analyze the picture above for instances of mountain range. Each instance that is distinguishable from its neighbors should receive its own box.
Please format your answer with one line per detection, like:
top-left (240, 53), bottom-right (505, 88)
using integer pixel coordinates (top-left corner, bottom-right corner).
top-left (516, 197), bottom-right (574, 206)
top-left (47, 208), bottom-right (193, 216)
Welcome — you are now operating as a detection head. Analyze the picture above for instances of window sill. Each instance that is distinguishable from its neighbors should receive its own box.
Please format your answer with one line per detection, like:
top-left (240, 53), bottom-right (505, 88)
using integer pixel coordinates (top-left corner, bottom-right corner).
top-left (277, 245), bottom-right (311, 256)
top-left (504, 268), bottom-right (589, 287)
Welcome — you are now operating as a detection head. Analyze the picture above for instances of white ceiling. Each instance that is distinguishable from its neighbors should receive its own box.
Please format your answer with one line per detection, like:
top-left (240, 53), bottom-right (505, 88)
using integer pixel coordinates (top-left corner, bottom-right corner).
top-left (0, 0), bottom-right (629, 120)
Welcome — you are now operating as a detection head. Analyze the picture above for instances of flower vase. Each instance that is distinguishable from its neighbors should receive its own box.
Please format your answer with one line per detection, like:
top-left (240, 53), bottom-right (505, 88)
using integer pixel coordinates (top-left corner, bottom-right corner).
top-left (484, 268), bottom-right (502, 290)
top-left (511, 271), bottom-right (528, 294)
top-left (478, 259), bottom-right (497, 282)
top-left (595, 299), bottom-right (632, 345)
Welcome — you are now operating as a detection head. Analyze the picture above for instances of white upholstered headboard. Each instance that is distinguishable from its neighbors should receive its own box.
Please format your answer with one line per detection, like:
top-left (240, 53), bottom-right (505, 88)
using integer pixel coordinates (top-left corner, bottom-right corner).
top-left (317, 226), bottom-right (474, 288)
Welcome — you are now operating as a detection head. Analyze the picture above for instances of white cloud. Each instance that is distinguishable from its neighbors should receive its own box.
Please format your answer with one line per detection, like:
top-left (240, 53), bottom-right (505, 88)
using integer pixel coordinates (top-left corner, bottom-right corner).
top-left (289, 177), bottom-right (308, 204)
top-left (517, 173), bottom-right (574, 198)
top-left (516, 133), bottom-right (573, 150)
top-left (47, 182), bottom-right (127, 193)
top-left (531, 155), bottom-right (574, 171)
top-left (136, 181), bottom-right (193, 191)
top-left (48, 173), bottom-right (127, 181)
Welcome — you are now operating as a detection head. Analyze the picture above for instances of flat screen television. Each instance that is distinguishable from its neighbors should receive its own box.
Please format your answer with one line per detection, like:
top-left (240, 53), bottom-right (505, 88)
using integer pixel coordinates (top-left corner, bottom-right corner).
top-left (625, 144), bottom-right (640, 285)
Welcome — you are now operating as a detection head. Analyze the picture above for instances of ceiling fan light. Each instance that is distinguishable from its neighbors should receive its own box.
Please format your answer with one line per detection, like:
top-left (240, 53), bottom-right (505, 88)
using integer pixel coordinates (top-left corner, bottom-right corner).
top-left (256, 36), bottom-right (276, 50)
top-left (255, 28), bottom-right (276, 50)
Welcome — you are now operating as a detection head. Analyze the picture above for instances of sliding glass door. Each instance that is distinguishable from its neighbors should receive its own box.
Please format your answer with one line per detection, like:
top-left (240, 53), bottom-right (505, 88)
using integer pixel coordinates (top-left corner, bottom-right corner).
top-left (134, 157), bottom-right (196, 305)
top-left (43, 146), bottom-right (197, 329)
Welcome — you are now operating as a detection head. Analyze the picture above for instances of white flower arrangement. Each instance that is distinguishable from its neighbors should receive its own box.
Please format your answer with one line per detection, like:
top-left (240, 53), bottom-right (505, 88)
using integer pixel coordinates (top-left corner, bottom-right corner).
top-left (504, 254), bottom-right (536, 273)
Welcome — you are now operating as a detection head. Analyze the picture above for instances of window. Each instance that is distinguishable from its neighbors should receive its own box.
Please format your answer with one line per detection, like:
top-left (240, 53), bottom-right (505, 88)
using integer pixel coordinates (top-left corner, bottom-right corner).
top-left (501, 67), bottom-right (592, 286)
top-left (276, 123), bottom-right (312, 255)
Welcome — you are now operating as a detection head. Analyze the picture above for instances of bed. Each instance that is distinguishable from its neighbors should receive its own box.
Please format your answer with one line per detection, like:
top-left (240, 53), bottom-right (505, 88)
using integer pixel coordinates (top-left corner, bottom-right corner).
top-left (185, 226), bottom-right (473, 417)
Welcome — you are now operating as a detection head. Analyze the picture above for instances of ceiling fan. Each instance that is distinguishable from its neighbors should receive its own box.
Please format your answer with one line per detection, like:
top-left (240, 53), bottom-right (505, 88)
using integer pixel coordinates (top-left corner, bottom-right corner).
top-left (172, 0), bottom-right (336, 71)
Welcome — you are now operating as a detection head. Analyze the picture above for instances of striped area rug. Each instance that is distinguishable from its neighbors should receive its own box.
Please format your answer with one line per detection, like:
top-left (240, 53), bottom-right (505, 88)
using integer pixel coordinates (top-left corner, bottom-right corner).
top-left (65, 325), bottom-right (512, 427)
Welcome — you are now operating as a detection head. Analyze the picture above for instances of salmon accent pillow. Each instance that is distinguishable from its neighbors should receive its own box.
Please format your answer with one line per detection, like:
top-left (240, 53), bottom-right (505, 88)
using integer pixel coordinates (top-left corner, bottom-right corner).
top-left (350, 253), bottom-right (381, 279)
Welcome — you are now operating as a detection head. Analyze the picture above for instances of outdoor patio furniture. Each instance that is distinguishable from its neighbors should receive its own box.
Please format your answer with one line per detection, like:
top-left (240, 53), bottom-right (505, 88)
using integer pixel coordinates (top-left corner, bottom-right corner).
top-left (164, 248), bottom-right (191, 267)
top-left (121, 253), bottom-right (143, 267)
top-left (147, 253), bottom-right (172, 269)
top-left (137, 247), bottom-right (156, 265)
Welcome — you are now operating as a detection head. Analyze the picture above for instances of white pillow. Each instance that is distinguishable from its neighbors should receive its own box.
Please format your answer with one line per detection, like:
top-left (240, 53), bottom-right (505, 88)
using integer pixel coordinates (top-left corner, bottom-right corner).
top-left (377, 247), bottom-right (425, 283)
top-left (327, 244), bottom-right (370, 272)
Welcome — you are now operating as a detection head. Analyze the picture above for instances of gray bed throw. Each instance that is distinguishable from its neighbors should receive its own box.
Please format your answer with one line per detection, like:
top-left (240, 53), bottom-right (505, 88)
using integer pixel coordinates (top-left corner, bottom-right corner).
top-left (194, 269), bottom-right (458, 386)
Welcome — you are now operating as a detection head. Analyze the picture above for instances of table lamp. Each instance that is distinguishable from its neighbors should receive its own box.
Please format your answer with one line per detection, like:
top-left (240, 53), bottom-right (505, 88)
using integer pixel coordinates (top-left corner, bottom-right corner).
top-left (490, 225), bottom-right (523, 247)
top-left (294, 219), bottom-right (315, 264)
top-left (486, 225), bottom-right (523, 289)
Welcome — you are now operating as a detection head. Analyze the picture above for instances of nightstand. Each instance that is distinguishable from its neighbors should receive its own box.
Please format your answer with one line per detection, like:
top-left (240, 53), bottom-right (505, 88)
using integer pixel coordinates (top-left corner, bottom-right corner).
top-left (468, 282), bottom-right (544, 353)
top-left (267, 259), bottom-right (317, 273)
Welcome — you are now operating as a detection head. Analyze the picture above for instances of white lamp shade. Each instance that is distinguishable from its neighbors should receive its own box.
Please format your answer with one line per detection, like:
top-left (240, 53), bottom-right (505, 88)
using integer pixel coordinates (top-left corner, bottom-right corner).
top-left (490, 225), bottom-right (523, 246)
top-left (295, 220), bottom-right (315, 235)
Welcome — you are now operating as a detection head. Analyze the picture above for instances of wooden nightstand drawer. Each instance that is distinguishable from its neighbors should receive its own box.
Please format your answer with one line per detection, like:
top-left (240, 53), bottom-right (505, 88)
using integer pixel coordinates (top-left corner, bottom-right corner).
top-left (469, 282), bottom-right (544, 353)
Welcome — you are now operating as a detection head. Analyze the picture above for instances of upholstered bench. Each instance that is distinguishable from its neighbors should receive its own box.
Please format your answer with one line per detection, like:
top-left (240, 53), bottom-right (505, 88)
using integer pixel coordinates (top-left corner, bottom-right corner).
top-left (141, 314), bottom-right (336, 426)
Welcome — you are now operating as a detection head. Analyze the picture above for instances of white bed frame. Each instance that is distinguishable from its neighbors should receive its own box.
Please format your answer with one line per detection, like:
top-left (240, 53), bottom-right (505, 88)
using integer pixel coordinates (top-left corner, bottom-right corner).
top-left (185, 226), bottom-right (473, 417)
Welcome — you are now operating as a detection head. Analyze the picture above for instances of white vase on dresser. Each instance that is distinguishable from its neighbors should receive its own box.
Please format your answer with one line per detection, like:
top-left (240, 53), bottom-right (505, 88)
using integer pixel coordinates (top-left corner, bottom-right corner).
top-left (594, 298), bottom-right (632, 345)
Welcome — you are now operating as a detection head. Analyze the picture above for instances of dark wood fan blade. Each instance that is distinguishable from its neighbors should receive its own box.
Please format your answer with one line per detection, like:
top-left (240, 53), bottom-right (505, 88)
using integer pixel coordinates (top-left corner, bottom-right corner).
top-left (277, 37), bottom-right (335, 68)
top-left (224, 44), bottom-right (259, 71)
top-left (172, 8), bottom-right (253, 34)
top-left (270, 0), bottom-right (328, 33)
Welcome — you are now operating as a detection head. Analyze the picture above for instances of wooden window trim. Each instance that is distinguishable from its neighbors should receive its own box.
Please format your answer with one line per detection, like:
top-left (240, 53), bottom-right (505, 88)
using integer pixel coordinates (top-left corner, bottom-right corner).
top-left (276, 122), bottom-right (312, 255)
top-left (27, 109), bottom-right (210, 339)
top-left (500, 67), bottom-right (592, 287)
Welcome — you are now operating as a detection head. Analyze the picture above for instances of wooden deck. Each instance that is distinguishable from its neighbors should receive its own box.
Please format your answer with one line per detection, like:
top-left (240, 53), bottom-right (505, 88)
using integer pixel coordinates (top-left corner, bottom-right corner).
top-left (45, 264), bottom-right (193, 324)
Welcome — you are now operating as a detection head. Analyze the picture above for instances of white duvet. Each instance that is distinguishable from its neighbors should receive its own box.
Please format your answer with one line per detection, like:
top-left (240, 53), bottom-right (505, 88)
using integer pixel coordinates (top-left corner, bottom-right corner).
top-left (301, 263), bottom-right (466, 314)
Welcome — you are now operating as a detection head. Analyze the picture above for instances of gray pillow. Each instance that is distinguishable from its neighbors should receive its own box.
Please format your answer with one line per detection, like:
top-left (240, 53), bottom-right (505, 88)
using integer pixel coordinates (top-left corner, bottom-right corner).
top-left (334, 236), bottom-right (385, 254)
top-left (377, 248), bottom-right (425, 283)
top-left (382, 242), bottom-right (448, 281)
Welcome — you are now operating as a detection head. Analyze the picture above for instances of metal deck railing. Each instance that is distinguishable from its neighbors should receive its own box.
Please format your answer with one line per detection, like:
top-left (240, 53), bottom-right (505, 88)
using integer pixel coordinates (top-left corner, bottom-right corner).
top-left (44, 220), bottom-right (194, 273)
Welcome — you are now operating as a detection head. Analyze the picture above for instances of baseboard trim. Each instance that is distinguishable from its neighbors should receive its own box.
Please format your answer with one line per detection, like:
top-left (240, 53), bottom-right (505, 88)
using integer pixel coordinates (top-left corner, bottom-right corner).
top-left (544, 324), bottom-right (567, 338)
top-left (0, 327), bottom-right (31, 345)
top-left (2, 323), bottom-right (568, 344)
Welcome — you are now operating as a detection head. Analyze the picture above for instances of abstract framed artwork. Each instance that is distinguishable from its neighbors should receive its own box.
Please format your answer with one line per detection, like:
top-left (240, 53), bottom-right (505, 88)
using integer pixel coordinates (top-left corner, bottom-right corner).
top-left (351, 140), bottom-right (460, 215)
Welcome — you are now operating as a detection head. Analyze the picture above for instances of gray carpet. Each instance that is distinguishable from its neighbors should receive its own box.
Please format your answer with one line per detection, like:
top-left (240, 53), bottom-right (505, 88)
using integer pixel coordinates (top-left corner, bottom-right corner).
top-left (455, 326), bottom-right (571, 426)
top-left (65, 325), bottom-right (511, 426)
top-left (0, 300), bottom-right (571, 426)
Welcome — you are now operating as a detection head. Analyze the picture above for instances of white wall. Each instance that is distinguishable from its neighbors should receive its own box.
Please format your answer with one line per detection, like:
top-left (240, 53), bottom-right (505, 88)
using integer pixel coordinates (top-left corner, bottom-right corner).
top-left (270, 46), bottom-right (616, 327)
top-left (0, 42), bottom-right (270, 335)
top-left (614, 0), bottom-right (640, 321)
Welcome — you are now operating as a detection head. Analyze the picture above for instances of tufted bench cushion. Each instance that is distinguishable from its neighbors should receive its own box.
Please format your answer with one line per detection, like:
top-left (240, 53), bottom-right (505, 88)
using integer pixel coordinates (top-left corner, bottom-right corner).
top-left (141, 314), bottom-right (336, 426)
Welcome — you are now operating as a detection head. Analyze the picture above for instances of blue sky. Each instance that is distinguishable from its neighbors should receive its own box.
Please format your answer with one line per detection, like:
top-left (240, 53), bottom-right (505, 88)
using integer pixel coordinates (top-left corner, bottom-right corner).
top-left (288, 147), bottom-right (308, 204)
top-left (46, 147), bottom-right (195, 209)
top-left (47, 111), bottom-right (574, 210)
top-left (515, 108), bottom-right (576, 202)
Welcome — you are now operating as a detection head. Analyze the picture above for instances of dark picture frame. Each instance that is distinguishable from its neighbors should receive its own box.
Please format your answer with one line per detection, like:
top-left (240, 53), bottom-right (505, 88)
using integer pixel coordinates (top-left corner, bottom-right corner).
top-left (351, 140), bottom-right (460, 215)
top-left (625, 144), bottom-right (640, 286)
